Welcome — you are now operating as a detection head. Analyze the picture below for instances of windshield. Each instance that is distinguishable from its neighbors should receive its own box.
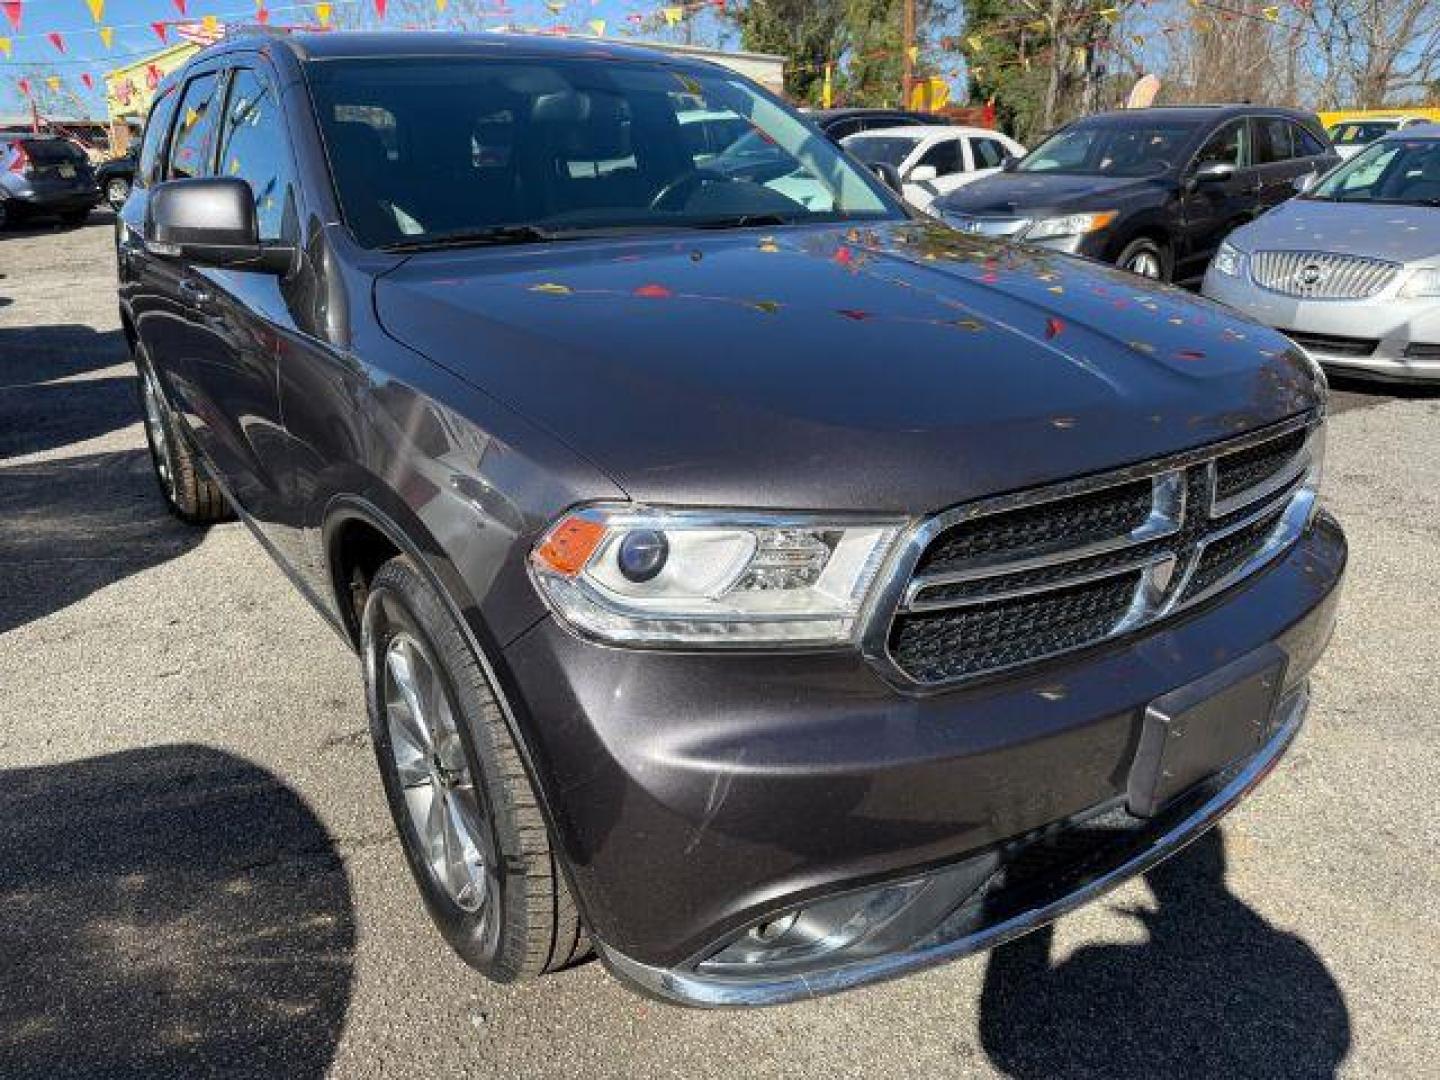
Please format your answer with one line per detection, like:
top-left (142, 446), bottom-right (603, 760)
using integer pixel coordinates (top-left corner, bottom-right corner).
top-left (1327, 121), bottom-right (1398, 146)
top-left (843, 135), bottom-right (920, 168)
top-left (1309, 137), bottom-right (1440, 204)
top-left (305, 57), bottom-right (897, 249)
top-left (1018, 121), bottom-right (1199, 177)
top-left (19, 138), bottom-right (87, 165)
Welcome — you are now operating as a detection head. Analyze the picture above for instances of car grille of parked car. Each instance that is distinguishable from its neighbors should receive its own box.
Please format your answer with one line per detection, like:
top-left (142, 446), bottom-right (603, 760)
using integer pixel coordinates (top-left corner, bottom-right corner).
top-left (1250, 250), bottom-right (1400, 300)
top-left (873, 419), bottom-right (1321, 688)
top-left (1283, 330), bottom-right (1379, 358)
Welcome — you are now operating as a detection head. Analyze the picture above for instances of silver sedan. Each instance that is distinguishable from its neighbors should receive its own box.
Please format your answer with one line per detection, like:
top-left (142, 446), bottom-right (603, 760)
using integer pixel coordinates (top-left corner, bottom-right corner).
top-left (1203, 128), bottom-right (1440, 382)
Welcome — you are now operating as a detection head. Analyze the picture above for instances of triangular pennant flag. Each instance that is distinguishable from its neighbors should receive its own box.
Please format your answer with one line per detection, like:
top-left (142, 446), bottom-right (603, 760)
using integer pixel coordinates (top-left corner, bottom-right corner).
top-left (315, 4), bottom-right (333, 26)
top-left (48, 31), bottom-right (67, 54)
top-left (152, 21), bottom-right (169, 43)
top-left (17, 76), bottom-right (31, 96)
top-left (99, 26), bottom-right (114, 48)
top-left (87, 0), bottom-right (106, 23)
top-left (436, 0), bottom-right (448, 10)
top-left (0, 38), bottom-right (10, 58)
top-left (907, 45), bottom-right (919, 63)
top-left (202, 14), bottom-right (219, 33)
top-left (257, 7), bottom-right (270, 24)
top-left (588, 18), bottom-right (605, 35)
top-left (546, 0), bottom-right (565, 12)
top-left (81, 72), bottom-right (95, 90)
top-left (1261, 5), bottom-right (1279, 20)
top-left (173, 0), bottom-right (188, 14)
top-left (663, 6), bottom-right (684, 26)
top-left (1, 2), bottom-right (19, 33)
top-left (966, 34), bottom-right (983, 52)
top-left (1098, 7), bottom-right (1120, 24)
top-left (47, 76), bottom-right (62, 92)
top-left (375, 0), bottom-right (388, 18)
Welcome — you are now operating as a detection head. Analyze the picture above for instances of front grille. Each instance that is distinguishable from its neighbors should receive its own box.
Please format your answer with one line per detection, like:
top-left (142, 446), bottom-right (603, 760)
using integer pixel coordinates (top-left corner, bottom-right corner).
top-left (876, 419), bottom-right (1320, 688)
top-left (1285, 330), bottom-right (1379, 358)
top-left (1251, 250), bottom-right (1399, 300)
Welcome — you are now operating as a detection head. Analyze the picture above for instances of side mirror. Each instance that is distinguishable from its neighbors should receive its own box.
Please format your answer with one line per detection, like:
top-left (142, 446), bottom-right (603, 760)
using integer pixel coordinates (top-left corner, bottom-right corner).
top-left (1292, 171), bottom-right (1319, 194)
top-left (869, 161), bottom-right (904, 193)
top-left (907, 164), bottom-right (939, 184)
top-left (145, 177), bottom-right (294, 274)
top-left (1192, 160), bottom-right (1236, 186)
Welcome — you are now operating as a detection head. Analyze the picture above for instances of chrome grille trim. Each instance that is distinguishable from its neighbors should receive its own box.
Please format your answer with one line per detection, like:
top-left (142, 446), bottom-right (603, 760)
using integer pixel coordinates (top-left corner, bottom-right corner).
top-left (1250, 250), bottom-right (1400, 300)
top-left (859, 414), bottom-right (1321, 693)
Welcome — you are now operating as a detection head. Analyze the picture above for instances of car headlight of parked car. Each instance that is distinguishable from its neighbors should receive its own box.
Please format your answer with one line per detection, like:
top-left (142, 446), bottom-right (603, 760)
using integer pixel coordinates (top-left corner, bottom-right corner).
top-left (1212, 240), bottom-right (1247, 278)
top-left (531, 506), bottom-right (904, 646)
top-left (1397, 267), bottom-right (1440, 298)
top-left (1022, 211), bottom-right (1117, 241)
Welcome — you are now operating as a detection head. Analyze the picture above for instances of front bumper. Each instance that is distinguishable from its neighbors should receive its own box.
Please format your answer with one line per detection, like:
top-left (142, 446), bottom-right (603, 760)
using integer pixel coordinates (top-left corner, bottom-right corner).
top-left (1203, 267), bottom-right (1440, 382)
top-left (500, 513), bottom-right (1345, 1005)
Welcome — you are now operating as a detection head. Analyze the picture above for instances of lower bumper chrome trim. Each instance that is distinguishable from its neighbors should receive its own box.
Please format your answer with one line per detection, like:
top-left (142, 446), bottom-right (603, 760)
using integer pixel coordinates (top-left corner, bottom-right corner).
top-left (596, 687), bottom-right (1308, 1008)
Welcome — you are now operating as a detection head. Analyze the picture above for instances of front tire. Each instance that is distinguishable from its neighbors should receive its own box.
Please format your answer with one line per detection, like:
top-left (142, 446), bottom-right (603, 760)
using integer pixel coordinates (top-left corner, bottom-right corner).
top-left (362, 556), bottom-right (589, 982)
top-left (136, 356), bottom-right (230, 524)
top-left (1116, 237), bottom-right (1171, 282)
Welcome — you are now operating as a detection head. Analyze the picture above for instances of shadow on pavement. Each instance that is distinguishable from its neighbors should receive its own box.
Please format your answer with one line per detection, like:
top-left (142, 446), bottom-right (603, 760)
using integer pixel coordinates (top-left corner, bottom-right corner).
top-left (977, 828), bottom-right (1351, 1079)
top-left (0, 744), bottom-right (355, 1080)
top-left (0, 325), bottom-right (134, 459)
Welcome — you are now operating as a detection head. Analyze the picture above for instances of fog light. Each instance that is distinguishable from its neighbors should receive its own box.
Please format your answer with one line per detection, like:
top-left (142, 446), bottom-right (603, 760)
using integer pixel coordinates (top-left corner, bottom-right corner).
top-left (616, 529), bottom-right (668, 583)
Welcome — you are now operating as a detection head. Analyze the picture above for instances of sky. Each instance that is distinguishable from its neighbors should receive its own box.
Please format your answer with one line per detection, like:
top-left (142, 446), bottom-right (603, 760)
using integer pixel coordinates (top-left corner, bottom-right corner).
top-left (0, 0), bottom-right (733, 116)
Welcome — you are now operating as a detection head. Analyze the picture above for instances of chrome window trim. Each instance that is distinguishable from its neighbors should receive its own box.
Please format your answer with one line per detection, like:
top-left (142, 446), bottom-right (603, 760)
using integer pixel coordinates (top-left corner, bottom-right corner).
top-left (857, 413), bottom-right (1319, 694)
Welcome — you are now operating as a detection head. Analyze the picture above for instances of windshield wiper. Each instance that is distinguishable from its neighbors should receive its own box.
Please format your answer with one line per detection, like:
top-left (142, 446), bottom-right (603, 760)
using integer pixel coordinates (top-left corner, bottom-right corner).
top-left (381, 224), bottom-right (563, 252)
top-left (687, 213), bottom-right (798, 230)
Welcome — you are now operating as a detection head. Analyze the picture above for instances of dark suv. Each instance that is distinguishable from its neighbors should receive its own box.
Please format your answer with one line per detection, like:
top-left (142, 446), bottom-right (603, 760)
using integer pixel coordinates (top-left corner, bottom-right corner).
top-left (935, 105), bottom-right (1339, 283)
top-left (117, 33), bottom-right (1345, 1007)
top-left (0, 132), bottom-right (99, 227)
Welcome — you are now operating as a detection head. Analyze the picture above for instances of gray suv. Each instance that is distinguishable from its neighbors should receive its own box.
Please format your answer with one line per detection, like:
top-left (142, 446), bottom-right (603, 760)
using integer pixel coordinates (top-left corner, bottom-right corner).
top-left (118, 31), bottom-right (1345, 1006)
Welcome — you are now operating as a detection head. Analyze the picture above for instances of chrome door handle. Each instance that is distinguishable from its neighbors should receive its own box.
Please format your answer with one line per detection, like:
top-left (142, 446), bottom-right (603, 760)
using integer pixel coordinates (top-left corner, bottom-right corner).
top-left (178, 278), bottom-right (214, 307)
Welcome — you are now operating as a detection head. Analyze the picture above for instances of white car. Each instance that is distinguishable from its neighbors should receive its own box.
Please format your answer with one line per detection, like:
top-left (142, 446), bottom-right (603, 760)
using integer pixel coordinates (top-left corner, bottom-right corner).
top-left (842, 125), bottom-right (1026, 213)
top-left (1327, 116), bottom-right (1433, 160)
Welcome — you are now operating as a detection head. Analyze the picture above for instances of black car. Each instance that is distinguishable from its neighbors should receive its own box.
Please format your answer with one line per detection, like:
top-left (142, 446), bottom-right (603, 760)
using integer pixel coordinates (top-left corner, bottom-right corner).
top-left (934, 105), bottom-right (1339, 283)
top-left (0, 132), bottom-right (100, 228)
top-left (807, 107), bottom-right (946, 140)
top-left (95, 146), bottom-right (139, 209)
top-left (118, 33), bottom-right (1344, 1007)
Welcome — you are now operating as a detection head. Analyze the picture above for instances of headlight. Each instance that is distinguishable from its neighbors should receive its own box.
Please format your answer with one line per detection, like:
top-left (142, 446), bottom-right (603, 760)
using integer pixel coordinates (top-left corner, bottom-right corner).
top-left (1213, 240), bottom-right (1247, 277)
top-left (530, 506), bottom-right (904, 646)
top-left (1023, 211), bottom-right (1117, 241)
top-left (1398, 267), bottom-right (1440, 298)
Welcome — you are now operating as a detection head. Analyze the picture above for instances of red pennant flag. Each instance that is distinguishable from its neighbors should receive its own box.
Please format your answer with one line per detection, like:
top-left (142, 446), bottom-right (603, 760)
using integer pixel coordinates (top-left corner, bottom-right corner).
top-left (375, 0), bottom-right (388, 17)
top-left (81, 73), bottom-right (95, 91)
top-left (17, 76), bottom-right (31, 96)
top-left (146, 64), bottom-right (162, 89)
top-left (173, 0), bottom-right (188, 13)
top-left (256, 7), bottom-right (271, 24)
top-left (48, 31), bottom-right (66, 53)
top-left (151, 21), bottom-right (169, 43)
top-left (1, 2), bottom-right (19, 32)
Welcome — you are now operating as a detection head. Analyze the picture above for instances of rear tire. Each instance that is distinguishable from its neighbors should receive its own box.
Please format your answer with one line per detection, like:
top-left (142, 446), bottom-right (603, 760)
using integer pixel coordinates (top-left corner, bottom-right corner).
top-left (1116, 237), bottom-right (1171, 282)
top-left (136, 356), bottom-right (230, 524)
top-left (362, 556), bottom-right (589, 982)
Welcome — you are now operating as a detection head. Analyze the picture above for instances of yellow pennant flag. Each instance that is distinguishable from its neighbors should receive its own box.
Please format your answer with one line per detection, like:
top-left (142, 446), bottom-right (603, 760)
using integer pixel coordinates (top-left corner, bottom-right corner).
top-left (202, 14), bottom-right (219, 33)
top-left (1261, 5), bottom-right (1279, 20)
top-left (588, 18), bottom-right (605, 35)
top-left (0, 38), bottom-right (10, 58)
top-left (315, 2), bottom-right (332, 25)
top-left (47, 76), bottom-right (62, 91)
top-left (435, 0), bottom-right (448, 10)
top-left (1132, 33), bottom-right (1144, 46)
top-left (663, 6), bottom-right (684, 26)
top-left (99, 26), bottom-right (114, 48)
top-left (1027, 19), bottom-right (1046, 32)
top-left (86, 0), bottom-right (106, 23)
top-left (907, 45), bottom-right (919, 63)
top-left (545, 0), bottom-right (565, 12)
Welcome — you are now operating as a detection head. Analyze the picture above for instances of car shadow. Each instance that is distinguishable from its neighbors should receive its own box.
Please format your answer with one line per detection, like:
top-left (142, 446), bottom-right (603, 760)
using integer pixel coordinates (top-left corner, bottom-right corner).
top-left (0, 325), bottom-right (135, 459)
top-left (0, 207), bottom-right (115, 241)
top-left (0, 744), bottom-right (355, 1080)
top-left (976, 828), bottom-right (1351, 1079)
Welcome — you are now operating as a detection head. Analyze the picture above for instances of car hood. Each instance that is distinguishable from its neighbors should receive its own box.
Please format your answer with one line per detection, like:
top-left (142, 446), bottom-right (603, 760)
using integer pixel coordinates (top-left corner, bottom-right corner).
top-left (935, 172), bottom-right (1165, 216)
top-left (1229, 198), bottom-right (1440, 264)
top-left (374, 221), bottom-right (1319, 513)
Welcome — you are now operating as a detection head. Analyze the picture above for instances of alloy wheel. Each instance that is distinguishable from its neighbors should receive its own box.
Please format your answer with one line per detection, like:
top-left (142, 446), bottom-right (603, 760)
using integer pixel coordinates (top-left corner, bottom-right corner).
top-left (140, 368), bottom-right (178, 503)
top-left (1126, 250), bottom-right (1163, 279)
top-left (382, 631), bottom-right (492, 915)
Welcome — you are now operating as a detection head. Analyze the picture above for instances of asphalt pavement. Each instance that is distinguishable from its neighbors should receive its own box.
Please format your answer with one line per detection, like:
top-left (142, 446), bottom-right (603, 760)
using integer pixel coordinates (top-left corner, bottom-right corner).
top-left (1, 216), bottom-right (1436, 1079)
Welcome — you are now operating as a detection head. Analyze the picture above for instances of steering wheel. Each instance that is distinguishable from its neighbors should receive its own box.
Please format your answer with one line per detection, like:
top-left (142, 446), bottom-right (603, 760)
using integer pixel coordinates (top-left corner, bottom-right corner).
top-left (649, 168), bottom-right (733, 211)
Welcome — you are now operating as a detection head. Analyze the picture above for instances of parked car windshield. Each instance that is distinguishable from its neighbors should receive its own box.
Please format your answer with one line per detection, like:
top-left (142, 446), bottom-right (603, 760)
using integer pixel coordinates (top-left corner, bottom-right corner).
top-left (305, 57), bottom-right (898, 249)
top-left (1326, 121), bottom-right (1399, 146)
top-left (1308, 137), bottom-right (1440, 204)
top-left (843, 135), bottom-right (920, 168)
top-left (1018, 120), bottom-right (1199, 177)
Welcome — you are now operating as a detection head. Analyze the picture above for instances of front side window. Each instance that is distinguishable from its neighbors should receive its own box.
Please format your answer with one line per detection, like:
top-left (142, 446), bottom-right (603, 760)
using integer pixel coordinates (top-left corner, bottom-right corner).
top-left (216, 67), bottom-right (297, 242)
top-left (137, 87), bottom-right (179, 187)
top-left (168, 72), bottom-right (222, 179)
top-left (305, 58), bottom-right (898, 248)
top-left (1193, 120), bottom-right (1247, 170)
top-left (969, 137), bottom-right (1007, 169)
top-left (916, 138), bottom-right (962, 176)
top-left (1294, 124), bottom-right (1327, 157)
top-left (1309, 139), bottom-right (1440, 204)
top-left (843, 135), bottom-right (920, 169)
top-left (1019, 121), bottom-right (1198, 177)
top-left (1254, 117), bottom-right (1293, 164)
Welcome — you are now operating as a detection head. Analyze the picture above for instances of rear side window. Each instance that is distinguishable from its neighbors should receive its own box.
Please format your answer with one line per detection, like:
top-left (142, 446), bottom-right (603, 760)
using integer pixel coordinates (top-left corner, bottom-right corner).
top-left (1294, 124), bottom-right (1327, 157)
top-left (137, 87), bottom-right (179, 188)
top-left (1253, 117), bottom-right (1294, 163)
top-left (970, 137), bottom-right (1008, 169)
top-left (168, 72), bottom-right (222, 179)
top-left (916, 138), bottom-right (962, 176)
top-left (216, 67), bottom-right (297, 242)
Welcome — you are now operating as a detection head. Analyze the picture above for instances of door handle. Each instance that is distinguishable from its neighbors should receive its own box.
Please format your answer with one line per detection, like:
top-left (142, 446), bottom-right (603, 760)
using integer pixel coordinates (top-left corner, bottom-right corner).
top-left (178, 278), bottom-right (215, 308)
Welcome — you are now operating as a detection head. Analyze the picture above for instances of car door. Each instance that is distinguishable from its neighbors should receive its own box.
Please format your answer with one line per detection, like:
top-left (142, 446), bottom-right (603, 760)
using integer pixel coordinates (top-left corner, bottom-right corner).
top-left (902, 136), bottom-right (964, 208)
top-left (1251, 115), bottom-right (1306, 211)
top-left (1177, 119), bottom-right (1258, 280)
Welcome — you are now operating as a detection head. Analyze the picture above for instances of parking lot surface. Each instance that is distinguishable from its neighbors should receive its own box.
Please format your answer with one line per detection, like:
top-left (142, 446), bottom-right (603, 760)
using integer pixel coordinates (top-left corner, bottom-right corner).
top-left (2, 217), bottom-right (1436, 1079)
